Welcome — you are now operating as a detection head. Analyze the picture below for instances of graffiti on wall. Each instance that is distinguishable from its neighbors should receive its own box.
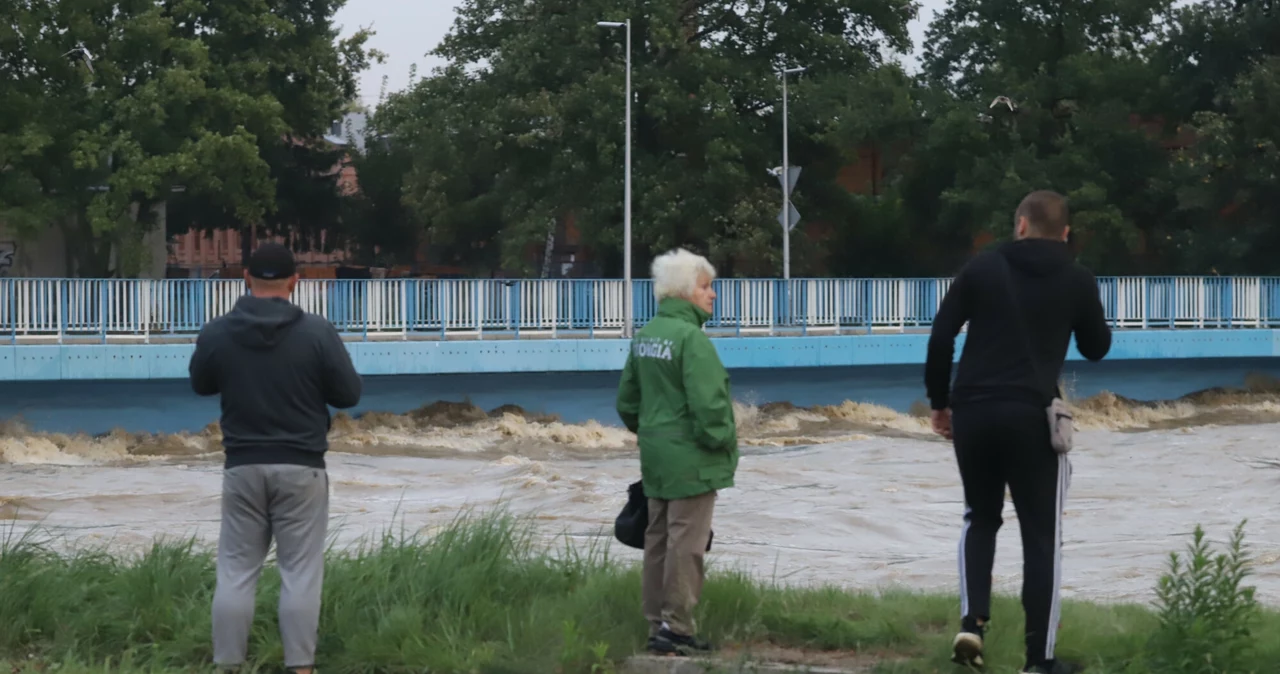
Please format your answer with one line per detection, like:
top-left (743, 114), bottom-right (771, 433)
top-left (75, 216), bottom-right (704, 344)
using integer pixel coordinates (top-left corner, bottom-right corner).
top-left (0, 242), bottom-right (15, 276)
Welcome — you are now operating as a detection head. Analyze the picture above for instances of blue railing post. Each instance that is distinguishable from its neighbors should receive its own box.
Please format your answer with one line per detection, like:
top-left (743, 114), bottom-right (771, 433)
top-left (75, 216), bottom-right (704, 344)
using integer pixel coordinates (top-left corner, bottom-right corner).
top-left (196, 279), bottom-right (206, 334)
top-left (782, 279), bottom-right (791, 329)
top-left (567, 280), bottom-right (576, 332)
top-left (7, 280), bottom-right (14, 344)
top-left (58, 281), bottom-right (66, 344)
top-left (406, 279), bottom-right (417, 337)
top-left (99, 281), bottom-right (107, 344)
top-left (439, 280), bottom-right (448, 341)
top-left (736, 280), bottom-right (745, 334)
top-left (514, 281), bottom-right (523, 340)
top-left (133, 280), bottom-right (141, 339)
top-left (800, 281), bottom-right (808, 337)
top-left (1267, 278), bottom-right (1277, 328)
top-left (175, 281), bottom-right (184, 336)
top-left (771, 279), bottom-right (781, 330)
top-left (1107, 278), bottom-right (1118, 329)
top-left (925, 280), bottom-right (936, 327)
top-left (835, 279), bottom-right (845, 334)
top-left (630, 279), bottom-right (637, 330)
top-left (1218, 277), bottom-right (1228, 329)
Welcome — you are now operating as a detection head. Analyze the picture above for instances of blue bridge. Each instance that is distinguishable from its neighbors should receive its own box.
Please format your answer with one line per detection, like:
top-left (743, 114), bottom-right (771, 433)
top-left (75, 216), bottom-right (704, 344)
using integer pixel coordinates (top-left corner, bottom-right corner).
top-left (0, 276), bottom-right (1276, 380)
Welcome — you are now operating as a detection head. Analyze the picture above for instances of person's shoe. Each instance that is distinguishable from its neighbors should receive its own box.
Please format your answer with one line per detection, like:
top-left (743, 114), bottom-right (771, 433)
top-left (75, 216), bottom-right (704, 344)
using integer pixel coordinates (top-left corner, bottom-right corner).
top-left (951, 617), bottom-right (986, 669)
top-left (1022, 660), bottom-right (1085, 674)
top-left (647, 628), bottom-right (713, 656)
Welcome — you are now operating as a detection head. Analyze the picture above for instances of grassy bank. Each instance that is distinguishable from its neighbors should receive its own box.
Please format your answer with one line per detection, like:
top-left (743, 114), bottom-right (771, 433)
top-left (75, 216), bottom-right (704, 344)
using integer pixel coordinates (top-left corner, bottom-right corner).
top-left (0, 513), bottom-right (1275, 674)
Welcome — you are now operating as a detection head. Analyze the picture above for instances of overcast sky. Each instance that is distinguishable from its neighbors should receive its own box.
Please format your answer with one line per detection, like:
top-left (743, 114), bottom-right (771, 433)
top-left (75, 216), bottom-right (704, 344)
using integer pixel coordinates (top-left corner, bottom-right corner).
top-left (334, 0), bottom-right (950, 107)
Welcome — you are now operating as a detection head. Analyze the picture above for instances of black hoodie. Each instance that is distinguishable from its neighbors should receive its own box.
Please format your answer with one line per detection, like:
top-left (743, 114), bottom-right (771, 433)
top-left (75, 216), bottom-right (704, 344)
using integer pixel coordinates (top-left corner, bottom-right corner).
top-left (189, 295), bottom-right (362, 468)
top-left (924, 238), bottom-right (1112, 411)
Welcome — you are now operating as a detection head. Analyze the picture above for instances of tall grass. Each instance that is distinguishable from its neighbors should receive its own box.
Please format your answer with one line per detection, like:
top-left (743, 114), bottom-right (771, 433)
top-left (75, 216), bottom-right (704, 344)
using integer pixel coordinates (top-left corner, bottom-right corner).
top-left (0, 511), bottom-right (1277, 673)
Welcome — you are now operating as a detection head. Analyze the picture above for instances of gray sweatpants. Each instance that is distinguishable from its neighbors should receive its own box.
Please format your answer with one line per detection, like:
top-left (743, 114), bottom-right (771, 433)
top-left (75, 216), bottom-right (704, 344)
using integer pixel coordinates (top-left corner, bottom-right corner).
top-left (212, 464), bottom-right (329, 669)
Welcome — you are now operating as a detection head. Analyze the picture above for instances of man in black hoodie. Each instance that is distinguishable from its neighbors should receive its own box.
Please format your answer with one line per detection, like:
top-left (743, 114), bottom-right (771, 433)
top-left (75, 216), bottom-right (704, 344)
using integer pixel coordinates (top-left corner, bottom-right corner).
top-left (189, 243), bottom-right (362, 674)
top-left (924, 191), bottom-right (1111, 674)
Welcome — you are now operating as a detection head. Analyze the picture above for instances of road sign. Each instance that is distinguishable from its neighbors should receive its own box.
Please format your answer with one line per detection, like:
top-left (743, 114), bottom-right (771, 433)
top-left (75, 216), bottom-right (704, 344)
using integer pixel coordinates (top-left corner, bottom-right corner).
top-left (774, 166), bottom-right (801, 194)
top-left (777, 202), bottom-right (801, 232)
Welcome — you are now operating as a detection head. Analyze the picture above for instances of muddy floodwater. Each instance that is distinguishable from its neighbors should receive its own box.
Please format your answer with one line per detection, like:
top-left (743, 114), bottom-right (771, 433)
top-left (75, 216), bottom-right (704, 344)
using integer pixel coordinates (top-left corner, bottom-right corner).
top-left (3, 359), bottom-right (1280, 607)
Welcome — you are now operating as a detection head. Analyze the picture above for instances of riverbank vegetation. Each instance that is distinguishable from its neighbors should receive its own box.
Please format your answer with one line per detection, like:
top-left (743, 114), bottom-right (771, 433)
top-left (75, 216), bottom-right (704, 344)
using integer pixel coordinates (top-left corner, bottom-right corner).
top-left (0, 512), bottom-right (1274, 673)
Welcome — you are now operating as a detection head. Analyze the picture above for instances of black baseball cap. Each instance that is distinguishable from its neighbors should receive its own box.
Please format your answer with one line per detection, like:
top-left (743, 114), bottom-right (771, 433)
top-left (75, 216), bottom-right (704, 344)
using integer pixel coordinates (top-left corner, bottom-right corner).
top-left (247, 243), bottom-right (297, 280)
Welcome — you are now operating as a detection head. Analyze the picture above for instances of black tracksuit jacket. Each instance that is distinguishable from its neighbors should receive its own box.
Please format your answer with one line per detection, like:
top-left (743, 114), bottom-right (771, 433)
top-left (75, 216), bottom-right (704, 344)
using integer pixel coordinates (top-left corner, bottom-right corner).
top-left (924, 238), bottom-right (1112, 411)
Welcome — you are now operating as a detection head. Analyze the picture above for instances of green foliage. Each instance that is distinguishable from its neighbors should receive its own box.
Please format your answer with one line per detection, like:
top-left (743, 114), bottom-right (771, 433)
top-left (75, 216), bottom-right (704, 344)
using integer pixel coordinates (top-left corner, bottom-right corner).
top-left (363, 0), bottom-right (1280, 278)
top-left (380, 0), bottom-right (916, 277)
top-left (1161, 57), bottom-right (1280, 274)
top-left (907, 0), bottom-right (1177, 273)
top-left (1145, 520), bottom-right (1262, 674)
top-left (12, 0), bottom-right (1280, 277)
top-left (0, 0), bottom-right (375, 275)
top-left (1, 511), bottom-right (1280, 673)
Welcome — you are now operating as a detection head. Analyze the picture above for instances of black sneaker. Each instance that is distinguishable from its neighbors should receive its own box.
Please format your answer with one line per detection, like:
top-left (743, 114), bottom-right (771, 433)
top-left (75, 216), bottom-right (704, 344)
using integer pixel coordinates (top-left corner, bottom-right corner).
top-left (647, 628), bottom-right (713, 656)
top-left (951, 617), bottom-right (986, 669)
top-left (1022, 660), bottom-right (1084, 674)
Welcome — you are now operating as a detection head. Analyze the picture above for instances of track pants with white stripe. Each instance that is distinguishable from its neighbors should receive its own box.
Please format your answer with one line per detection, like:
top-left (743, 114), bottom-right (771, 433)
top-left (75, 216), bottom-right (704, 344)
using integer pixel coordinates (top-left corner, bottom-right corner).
top-left (952, 400), bottom-right (1070, 668)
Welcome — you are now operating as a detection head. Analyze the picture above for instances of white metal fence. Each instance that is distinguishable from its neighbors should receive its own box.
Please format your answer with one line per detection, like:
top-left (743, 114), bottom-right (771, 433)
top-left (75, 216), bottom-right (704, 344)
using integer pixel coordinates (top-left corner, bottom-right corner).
top-left (0, 276), bottom-right (1273, 341)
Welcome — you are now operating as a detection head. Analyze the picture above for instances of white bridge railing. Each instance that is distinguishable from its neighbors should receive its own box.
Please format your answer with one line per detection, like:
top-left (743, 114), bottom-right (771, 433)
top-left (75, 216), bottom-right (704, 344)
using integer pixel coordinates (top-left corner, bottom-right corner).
top-left (0, 276), bottom-right (1273, 342)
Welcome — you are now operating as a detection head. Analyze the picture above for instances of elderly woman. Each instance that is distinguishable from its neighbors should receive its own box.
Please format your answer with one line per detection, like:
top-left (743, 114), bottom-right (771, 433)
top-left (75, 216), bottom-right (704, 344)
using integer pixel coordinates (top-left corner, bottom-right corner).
top-left (616, 248), bottom-right (739, 656)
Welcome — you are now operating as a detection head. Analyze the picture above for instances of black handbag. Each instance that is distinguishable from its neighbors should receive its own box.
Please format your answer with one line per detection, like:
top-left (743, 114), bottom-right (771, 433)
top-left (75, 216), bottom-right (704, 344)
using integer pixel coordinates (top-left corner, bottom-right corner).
top-left (613, 480), bottom-right (714, 552)
top-left (613, 480), bottom-right (649, 549)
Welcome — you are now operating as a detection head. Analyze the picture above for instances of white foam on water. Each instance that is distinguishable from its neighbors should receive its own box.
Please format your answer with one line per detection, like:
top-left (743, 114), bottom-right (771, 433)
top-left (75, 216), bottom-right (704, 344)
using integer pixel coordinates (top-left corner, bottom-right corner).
top-left (4, 423), bottom-right (1280, 606)
top-left (8, 387), bottom-right (1280, 467)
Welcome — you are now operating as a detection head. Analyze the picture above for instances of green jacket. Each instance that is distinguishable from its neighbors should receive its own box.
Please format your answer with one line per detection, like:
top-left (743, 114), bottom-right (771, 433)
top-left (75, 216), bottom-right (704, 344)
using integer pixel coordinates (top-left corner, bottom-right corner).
top-left (616, 298), bottom-right (739, 500)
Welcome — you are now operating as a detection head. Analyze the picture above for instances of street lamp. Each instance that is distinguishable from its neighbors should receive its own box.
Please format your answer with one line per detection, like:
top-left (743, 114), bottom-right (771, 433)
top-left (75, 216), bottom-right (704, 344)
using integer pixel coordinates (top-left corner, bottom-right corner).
top-left (598, 19), bottom-right (633, 337)
top-left (780, 66), bottom-right (805, 280)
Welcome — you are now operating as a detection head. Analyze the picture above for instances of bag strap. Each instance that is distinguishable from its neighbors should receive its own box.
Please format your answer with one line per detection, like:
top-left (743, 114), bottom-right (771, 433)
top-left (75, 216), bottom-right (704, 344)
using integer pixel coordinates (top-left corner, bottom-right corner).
top-left (993, 251), bottom-right (1058, 403)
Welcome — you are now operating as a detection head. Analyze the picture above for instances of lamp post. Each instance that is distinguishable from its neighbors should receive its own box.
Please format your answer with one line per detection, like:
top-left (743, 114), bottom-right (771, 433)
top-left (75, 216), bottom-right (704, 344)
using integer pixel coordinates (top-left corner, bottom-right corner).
top-left (598, 19), bottom-right (633, 337)
top-left (781, 66), bottom-right (805, 280)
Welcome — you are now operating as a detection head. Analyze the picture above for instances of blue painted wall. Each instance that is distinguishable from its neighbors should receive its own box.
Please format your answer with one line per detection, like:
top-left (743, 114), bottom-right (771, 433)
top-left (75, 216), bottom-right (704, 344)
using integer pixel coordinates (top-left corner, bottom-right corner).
top-left (1, 329), bottom-right (1276, 381)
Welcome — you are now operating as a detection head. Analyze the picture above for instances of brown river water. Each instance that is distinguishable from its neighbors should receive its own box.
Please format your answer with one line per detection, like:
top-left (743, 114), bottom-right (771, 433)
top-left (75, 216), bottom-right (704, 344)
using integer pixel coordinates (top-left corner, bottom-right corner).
top-left (3, 382), bottom-right (1280, 607)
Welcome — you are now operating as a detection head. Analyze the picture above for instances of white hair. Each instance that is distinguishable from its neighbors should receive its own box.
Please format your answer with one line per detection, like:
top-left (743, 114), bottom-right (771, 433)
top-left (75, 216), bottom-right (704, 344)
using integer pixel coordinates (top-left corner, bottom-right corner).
top-left (651, 248), bottom-right (716, 302)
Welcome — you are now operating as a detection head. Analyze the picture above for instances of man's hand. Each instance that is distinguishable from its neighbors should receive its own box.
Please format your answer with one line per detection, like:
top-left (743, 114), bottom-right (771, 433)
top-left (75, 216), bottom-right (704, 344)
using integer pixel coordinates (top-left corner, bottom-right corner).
top-left (931, 408), bottom-right (953, 440)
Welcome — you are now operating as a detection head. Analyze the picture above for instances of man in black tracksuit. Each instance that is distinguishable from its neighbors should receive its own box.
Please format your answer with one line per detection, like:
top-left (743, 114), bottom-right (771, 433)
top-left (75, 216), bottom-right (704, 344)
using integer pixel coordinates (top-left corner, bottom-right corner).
top-left (924, 191), bottom-right (1111, 674)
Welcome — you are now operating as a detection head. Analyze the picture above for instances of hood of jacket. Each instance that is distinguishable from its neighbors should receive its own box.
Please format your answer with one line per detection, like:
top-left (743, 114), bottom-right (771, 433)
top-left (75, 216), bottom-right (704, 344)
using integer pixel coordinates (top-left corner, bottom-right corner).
top-left (998, 238), bottom-right (1075, 278)
top-left (656, 297), bottom-right (711, 327)
top-left (225, 295), bottom-right (304, 350)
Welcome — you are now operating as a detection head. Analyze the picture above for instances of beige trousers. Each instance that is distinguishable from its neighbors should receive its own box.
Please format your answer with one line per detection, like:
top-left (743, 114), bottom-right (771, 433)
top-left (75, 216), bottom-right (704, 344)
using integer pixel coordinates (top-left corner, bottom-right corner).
top-left (642, 490), bottom-right (717, 637)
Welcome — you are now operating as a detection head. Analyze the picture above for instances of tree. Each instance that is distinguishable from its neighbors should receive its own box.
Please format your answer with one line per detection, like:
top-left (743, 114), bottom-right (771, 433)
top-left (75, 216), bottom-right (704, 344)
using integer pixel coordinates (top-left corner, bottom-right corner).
top-left (900, 0), bottom-right (1177, 274)
top-left (1152, 0), bottom-right (1280, 118)
top-left (339, 83), bottom-right (424, 268)
top-left (0, 0), bottom-right (375, 277)
top-left (2, 0), bottom-right (273, 276)
top-left (164, 0), bottom-right (379, 265)
top-left (386, 0), bottom-right (915, 277)
top-left (1161, 56), bottom-right (1280, 274)
top-left (362, 0), bottom-right (1280, 279)
top-left (378, 71), bottom-right (509, 274)
top-left (1137, 0), bottom-right (1280, 274)
top-left (794, 64), bottom-right (928, 276)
